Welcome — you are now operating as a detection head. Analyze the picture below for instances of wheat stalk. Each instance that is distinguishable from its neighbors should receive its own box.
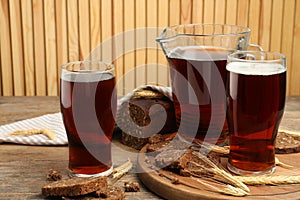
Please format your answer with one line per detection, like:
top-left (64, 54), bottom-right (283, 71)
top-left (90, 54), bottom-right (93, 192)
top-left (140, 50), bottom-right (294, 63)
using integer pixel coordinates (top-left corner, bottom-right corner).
top-left (111, 159), bottom-right (133, 180)
top-left (234, 175), bottom-right (300, 185)
top-left (193, 144), bottom-right (293, 169)
top-left (158, 169), bottom-right (248, 197)
top-left (193, 143), bottom-right (293, 170)
top-left (192, 143), bottom-right (229, 155)
top-left (192, 151), bottom-right (250, 193)
top-left (191, 176), bottom-right (248, 196)
top-left (275, 157), bottom-right (294, 169)
top-left (7, 128), bottom-right (56, 140)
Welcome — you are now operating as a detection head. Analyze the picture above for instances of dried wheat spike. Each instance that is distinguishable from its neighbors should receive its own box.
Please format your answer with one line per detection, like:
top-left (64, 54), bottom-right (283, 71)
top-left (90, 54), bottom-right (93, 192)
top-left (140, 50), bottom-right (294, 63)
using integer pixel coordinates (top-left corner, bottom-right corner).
top-left (7, 128), bottom-right (56, 140)
top-left (234, 175), bottom-right (300, 185)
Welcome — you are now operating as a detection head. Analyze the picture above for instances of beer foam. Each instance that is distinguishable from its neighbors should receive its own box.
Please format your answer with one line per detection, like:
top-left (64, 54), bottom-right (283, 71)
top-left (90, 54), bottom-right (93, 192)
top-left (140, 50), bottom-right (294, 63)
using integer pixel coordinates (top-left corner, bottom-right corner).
top-left (226, 62), bottom-right (286, 75)
top-left (167, 46), bottom-right (232, 61)
top-left (61, 72), bottom-right (114, 82)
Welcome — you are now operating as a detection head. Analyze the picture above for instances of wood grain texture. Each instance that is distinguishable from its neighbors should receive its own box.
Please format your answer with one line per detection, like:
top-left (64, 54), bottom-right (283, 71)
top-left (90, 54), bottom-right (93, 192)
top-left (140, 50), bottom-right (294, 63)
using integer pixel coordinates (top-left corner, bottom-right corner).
top-left (0, 145), bottom-right (161, 200)
top-left (21, 0), bottom-right (35, 96)
top-left (157, 0), bottom-right (169, 86)
top-left (89, 0), bottom-right (101, 60)
top-left (169, 0), bottom-right (180, 26)
top-left (270, 0), bottom-right (284, 52)
top-left (226, 0), bottom-right (237, 24)
top-left (0, 0), bottom-right (13, 96)
top-left (281, 0), bottom-right (295, 95)
top-left (236, 0), bottom-right (249, 27)
top-left (181, 0), bottom-right (192, 24)
top-left (203, 0), bottom-right (214, 23)
top-left (137, 96), bottom-right (300, 199)
top-left (124, 0), bottom-right (135, 94)
top-left (0, 97), bottom-right (298, 199)
top-left (138, 149), bottom-right (300, 200)
top-left (0, 44), bottom-right (2, 96)
top-left (146, 0), bottom-right (158, 86)
top-left (248, 0), bottom-right (261, 44)
top-left (44, 0), bottom-right (58, 96)
top-left (259, 0), bottom-right (272, 51)
top-left (9, 0), bottom-right (25, 96)
top-left (33, 0), bottom-right (47, 96)
top-left (291, 0), bottom-right (300, 95)
top-left (101, 0), bottom-right (113, 63)
top-left (215, 0), bottom-right (226, 24)
top-left (192, 0), bottom-right (203, 24)
top-left (135, 0), bottom-right (147, 88)
top-left (0, 96), bottom-right (161, 199)
top-left (0, 97), bottom-right (60, 124)
top-left (56, 0), bottom-right (68, 88)
top-left (67, 0), bottom-right (79, 61)
top-left (78, 0), bottom-right (90, 60)
top-left (1, 0), bottom-right (300, 96)
top-left (112, 0), bottom-right (124, 96)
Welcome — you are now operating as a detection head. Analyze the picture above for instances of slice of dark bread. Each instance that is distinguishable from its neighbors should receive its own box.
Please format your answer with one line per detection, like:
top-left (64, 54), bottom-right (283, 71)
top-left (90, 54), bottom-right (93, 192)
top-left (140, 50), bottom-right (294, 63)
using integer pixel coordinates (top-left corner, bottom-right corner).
top-left (42, 177), bottom-right (107, 197)
top-left (58, 185), bottom-right (125, 200)
top-left (155, 149), bottom-right (193, 169)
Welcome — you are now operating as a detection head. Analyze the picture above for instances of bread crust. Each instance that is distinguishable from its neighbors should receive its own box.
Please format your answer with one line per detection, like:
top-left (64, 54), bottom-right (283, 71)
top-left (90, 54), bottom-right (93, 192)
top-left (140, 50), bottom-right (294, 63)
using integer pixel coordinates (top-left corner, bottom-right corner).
top-left (42, 177), bottom-right (107, 197)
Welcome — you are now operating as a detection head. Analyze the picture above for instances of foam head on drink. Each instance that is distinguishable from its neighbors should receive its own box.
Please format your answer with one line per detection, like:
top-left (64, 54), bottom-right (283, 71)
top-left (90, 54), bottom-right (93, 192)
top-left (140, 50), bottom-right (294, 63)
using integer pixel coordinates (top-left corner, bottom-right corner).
top-left (60, 72), bottom-right (116, 177)
top-left (226, 61), bottom-right (286, 174)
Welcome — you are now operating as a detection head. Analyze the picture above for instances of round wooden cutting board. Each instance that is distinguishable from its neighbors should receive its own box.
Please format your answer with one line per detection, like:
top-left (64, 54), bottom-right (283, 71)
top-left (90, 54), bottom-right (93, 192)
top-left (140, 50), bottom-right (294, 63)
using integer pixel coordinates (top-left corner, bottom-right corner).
top-left (137, 146), bottom-right (300, 200)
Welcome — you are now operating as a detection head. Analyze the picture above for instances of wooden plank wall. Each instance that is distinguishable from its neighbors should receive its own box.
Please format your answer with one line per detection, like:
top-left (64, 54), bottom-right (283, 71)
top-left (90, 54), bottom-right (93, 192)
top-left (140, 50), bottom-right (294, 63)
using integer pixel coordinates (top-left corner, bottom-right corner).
top-left (0, 0), bottom-right (299, 96)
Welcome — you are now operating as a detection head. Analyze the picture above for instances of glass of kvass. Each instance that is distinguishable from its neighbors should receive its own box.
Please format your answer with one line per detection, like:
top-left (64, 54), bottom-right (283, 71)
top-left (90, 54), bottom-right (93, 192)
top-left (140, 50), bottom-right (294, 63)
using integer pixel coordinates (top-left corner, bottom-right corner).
top-left (60, 60), bottom-right (117, 177)
top-left (226, 51), bottom-right (286, 175)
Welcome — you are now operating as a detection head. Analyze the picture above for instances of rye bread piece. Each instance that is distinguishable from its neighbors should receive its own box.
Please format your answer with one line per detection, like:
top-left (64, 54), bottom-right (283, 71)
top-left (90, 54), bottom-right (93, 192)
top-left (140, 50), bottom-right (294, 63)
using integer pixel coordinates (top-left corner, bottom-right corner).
top-left (275, 131), bottom-right (300, 154)
top-left (42, 177), bottom-right (107, 197)
top-left (153, 144), bottom-right (219, 177)
top-left (61, 185), bottom-right (125, 200)
top-left (146, 133), bottom-right (183, 152)
top-left (155, 149), bottom-right (193, 169)
top-left (180, 151), bottom-right (218, 177)
top-left (117, 87), bottom-right (177, 150)
top-left (94, 185), bottom-right (125, 200)
top-left (124, 181), bottom-right (140, 192)
top-left (47, 169), bottom-right (62, 181)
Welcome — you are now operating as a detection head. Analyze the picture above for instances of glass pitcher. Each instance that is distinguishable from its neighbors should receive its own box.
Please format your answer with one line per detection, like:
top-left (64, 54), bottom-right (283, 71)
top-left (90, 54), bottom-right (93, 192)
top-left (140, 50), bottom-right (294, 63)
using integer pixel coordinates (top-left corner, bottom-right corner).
top-left (156, 24), bottom-right (258, 145)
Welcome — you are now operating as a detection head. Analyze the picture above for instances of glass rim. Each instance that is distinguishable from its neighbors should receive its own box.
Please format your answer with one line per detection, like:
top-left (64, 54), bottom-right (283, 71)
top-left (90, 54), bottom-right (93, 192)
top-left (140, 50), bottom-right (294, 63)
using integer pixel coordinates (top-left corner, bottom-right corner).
top-left (227, 50), bottom-right (286, 64)
top-left (157, 24), bottom-right (251, 42)
top-left (61, 60), bottom-right (114, 74)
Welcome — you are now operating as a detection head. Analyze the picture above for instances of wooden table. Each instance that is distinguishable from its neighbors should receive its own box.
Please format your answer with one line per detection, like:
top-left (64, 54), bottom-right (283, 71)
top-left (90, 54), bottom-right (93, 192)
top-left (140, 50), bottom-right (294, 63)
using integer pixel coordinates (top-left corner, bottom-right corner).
top-left (0, 96), bottom-right (299, 199)
top-left (0, 96), bottom-right (161, 199)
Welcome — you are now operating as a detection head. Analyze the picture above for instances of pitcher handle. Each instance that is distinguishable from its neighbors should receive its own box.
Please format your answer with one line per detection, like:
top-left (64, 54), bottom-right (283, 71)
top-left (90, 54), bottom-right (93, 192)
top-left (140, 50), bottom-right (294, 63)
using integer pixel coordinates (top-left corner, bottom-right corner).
top-left (237, 37), bottom-right (263, 51)
top-left (248, 43), bottom-right (263, 51)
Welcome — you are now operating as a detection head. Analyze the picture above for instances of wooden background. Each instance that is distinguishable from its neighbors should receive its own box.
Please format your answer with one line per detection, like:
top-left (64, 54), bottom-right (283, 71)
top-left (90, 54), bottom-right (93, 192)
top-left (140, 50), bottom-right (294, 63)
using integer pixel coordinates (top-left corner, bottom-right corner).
top-left (0, 0), bottom-right (299, 96)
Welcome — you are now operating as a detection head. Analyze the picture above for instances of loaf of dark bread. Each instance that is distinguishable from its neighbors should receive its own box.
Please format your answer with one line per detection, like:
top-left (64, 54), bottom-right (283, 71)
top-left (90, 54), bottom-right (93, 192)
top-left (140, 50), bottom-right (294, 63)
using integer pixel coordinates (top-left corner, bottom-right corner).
top-left (116, 86), bottom-right (177, 150)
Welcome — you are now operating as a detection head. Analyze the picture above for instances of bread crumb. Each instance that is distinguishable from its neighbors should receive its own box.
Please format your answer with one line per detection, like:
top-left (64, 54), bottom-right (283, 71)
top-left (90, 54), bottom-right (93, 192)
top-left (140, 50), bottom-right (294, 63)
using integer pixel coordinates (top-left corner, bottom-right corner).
top-left (124, 181), bottom-right (140, 192)
top-left (47, 169), bottom-right (62, 181)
